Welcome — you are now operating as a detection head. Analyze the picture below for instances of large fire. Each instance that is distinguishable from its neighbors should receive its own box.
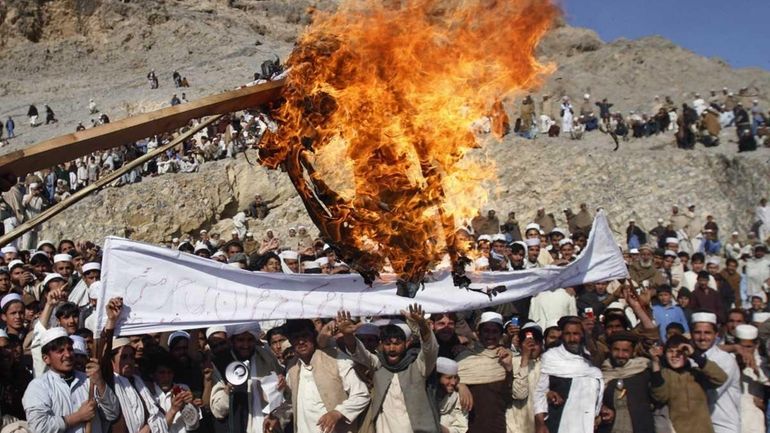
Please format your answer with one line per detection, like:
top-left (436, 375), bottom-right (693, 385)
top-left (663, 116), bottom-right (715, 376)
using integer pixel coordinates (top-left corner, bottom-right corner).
top-left (260, 0), bottom-right (559, 294)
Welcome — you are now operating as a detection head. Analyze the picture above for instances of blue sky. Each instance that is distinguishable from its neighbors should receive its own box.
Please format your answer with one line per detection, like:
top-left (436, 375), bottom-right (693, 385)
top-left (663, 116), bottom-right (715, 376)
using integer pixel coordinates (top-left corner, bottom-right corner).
top-left (562, 0), bottom-right (770, 71)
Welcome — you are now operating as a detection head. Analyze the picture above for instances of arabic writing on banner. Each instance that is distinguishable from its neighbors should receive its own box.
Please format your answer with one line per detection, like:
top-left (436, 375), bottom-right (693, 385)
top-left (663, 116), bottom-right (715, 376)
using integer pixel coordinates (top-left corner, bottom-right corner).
top-left (97, 211), bottom-right (629, 335)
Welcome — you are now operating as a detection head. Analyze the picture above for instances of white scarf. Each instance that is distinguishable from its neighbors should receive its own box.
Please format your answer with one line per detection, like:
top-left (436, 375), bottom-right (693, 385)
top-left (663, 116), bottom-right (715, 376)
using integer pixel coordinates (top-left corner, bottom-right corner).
top-left (540, 345), bottom-right (604, 433)
top-left (113, 374), bottom-right (168, 433)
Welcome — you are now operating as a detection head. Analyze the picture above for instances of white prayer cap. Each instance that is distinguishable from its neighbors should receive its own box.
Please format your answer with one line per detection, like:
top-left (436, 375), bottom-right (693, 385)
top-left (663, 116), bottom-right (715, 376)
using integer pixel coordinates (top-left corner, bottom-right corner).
top-left (657, 218), bottom-right (664, 223)
top-left (372, 319), bottom-right (391, 327)
top-left (525, 238), bottom-right (540, 247)
top-left (193, 243), bottom-right (210, 254)
top-left (42, 273), bottom-right (66, 288)
top-left (168, 330), bottom-right (191, 347)
top-left (628, 218), bottom-right (635, 223)
top-left (492, 234), bottom-right (507, 242)
top-left (436, 357), bottom-right (459, 376)
top-left (477, 235), bottom-right (492, 242)
top-left (355, 323), bottom-right (380, 337)
top-left (70, 335), bottom-right (88, 356)
top-left (1, 293), bottom-right (23, 310)
top-left (664, 250), bottom-right (677, 258)
top-left (735, 324), bottom-right (758, 340)
top-left (228, 322), bottom-right (262, 340)
top-left (29, 182), bottom-right (40, 190)
top-left (691, 312), bottom-right (717, 325)
top-left (172, 237), bottom-right (180, 243)
top-left (211, 251), bottom-right (226, 260)
top-left (298, 225), bottom-right (307, 230)
top-left (316, 257), bottom-right (329, 266)
top-left (706, 257), bottom-right (721, 266)
top-left (113, 337), bottom-right (132, 351)
top-left (30, 251), bottom-right (49, 261)
top-left (228, 262), bottom-right (243, 269)
top-left (475, 257), bottom-right (489, 268)
top-left (279, 250), bottom-right (299, 260)
top-left (558, 238), bottom-right (573, 247)
top-left (583, 93), bottom-right (590, 99)
top-left (607, 301), bottom-right (626, 311)
top-left (36, 240), bottom-right (55, 250)
top-left (88, 281), bottom-right (101, 300)
top-left (522, 322), bottom-right (542, 331)
top-left (7, 259), bottom-right (24, 270)
top-left (665, 237), bottom-right (679, 245)
top-left (302, 260), bottom-right (321, 270)
top-left (478, 311), bottom-right (504, 328)
top-left (199, 229), bottom-right (208, 234)
top-left (525, 223), bottom-right (540, 232)
top-left (1, 246), bottom-right (18, 254)
top-left (205, 326), bottom-right (227, 340)
top-left (753, 312), bottom-right (770, 324)
top-left (732, 231), bottom-right (740, 236)
top-left (514, 241), bottom-right (527, 250)
top-left (40, 327), bottom-right (70, 348)
top-left (82, 262), bottom-right (101, 274)
top-left (550, 227), bottom-right (567, 237)
top-left (53, 254), bottom-right (72, 264)
top-left (230, 230), bottom-right (237, 235)
top-left (246, 232), bottom-right (254, 237)
top-left (0, 329), bottom-right (7, 339)
top-left (389, 320), bottom-right (412, 340)
top-left (629, 248), bottom-right (639, 254)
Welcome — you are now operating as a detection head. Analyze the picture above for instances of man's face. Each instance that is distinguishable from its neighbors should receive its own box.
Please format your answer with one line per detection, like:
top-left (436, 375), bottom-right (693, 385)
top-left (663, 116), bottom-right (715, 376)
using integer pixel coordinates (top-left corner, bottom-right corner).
top-left (594, 281), bottom-right (608, 295)
top-left (492, 241), bottom-right (505, 255)
top-left (439, 374), bottom-right (459, 394)
top-left (232, 333), bottom-right (257, 360)
top-left (208, 332), bottom-right (230, 356)
top-left (545, 329), bottom-right (562, 347)
top-left (696, 276), bottom-right (710, 290)
top-left (1, 303), bottom-right (25, 331)
top-left (0, 273), bottom-right (10, 293)
top-left (691, 261), bottom-right (705, 272)
top-left (112, 346), bottom-right (136, 377)
top-left (652, 255), bottom-right (664, 268)
top-left (679, 256), bottom-right (689, 268)
top-left (610, 340), bottom-right (634, 367)
top-left (59, 243), bottom-right (75, 255)
top-left (129, 336), bottom-right (145, 359)
top-left (288, 330), bottom-right (317, 361)
top-left (663, 256), bottom-right (674, 269)
top-left (433, 316), bottom-right (456, 342)
top-left (639, 250), bottom-right (652, 266)
top-left (53, 262), bottom-right (73, 279)
top-left (44, 342), bottom-right (75, 374)
top-left (726, 313), bottom-right (745, 334)
top-left (478, 323), bottom-right (503, 349)
top-left (171, 339), bottom-right (189, 363)
top-left (726, 261), bottom-right (738, 274)
top-left (226, 245), bottom-right (243, 258)
top-left (527, 245), bottom-right (540, 261)
top-left (604, 318), bottom-right (626, 336)
top-left (657, 292), bottom-right (672, 306)
top-left (32, 261), bottom-right (49, 277)
top-left (755, 249), bottom-right (766, 259)
top-left (665, 345), bottom-right (687, 369)
top-left (561, 324), bottom-right (583, 354)
top-left (666, 243), bottom-right (679, 253)
top-left (487, 210), bottom-right (495, 219)
top-left (692, 322), bottom-right (716, 351)
top-left (751, 298), bottom-right (764, 310)
top-left (40, 245), bottom-right (55, 258)
top-left (152, 366), bottom-right (175, 392)
top-left (560, 244), bottom-right (575, 261)
top-left (510, 250), bottom-right (524, 265)
top-left (707, 263), bottom-right (719, 276)
top-left (677, 295), bottom-right (690, 308)
top-left (285, 259), bottom-right (299, 273)
top-left (58, 313), bottom-right (79, 334)
top-left (263, 258), bottom-right (281, 273)
top-left (381, 337), bottom-right (407, 365)
top-left (269, 333), bottom-right (287, 358)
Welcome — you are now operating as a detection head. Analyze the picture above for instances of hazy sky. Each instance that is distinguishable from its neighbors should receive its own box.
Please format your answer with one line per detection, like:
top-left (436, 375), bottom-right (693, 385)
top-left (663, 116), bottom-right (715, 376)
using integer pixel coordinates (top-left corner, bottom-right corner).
top-left (562, 0), bottom-right (770, 71)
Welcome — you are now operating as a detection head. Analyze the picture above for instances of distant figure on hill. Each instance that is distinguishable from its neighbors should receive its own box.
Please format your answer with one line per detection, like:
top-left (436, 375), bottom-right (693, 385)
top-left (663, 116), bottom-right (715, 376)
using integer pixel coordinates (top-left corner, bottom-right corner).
top-left (172, 70), bottom-right (182, 87)
top-left (76, 122), bottom-right (86, 132)
top-left (27, 104), bottom-right (39, 127)
top-left (170, 94), bottom-right (181, 106)
top-left (147, 69), bottom-right (159, 89)
top-left (44, 105), bottom-right (57, 124)
top-left (181, 77), bottom-right (190, 87)
top-left (88, 98), bottom-right (98, 114)
top-left (5, 117), bottom-right (15, 138)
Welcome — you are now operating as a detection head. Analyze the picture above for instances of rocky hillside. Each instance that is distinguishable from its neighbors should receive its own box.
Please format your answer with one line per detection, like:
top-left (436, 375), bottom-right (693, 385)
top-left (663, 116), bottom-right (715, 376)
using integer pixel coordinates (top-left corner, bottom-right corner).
top-left (0, 0), bottom-right (768, 245)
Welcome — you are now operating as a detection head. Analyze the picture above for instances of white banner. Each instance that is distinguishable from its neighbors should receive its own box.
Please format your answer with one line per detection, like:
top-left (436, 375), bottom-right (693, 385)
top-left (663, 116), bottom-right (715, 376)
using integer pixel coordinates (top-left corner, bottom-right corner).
top-left (98, 212), bottom-right (628, 335)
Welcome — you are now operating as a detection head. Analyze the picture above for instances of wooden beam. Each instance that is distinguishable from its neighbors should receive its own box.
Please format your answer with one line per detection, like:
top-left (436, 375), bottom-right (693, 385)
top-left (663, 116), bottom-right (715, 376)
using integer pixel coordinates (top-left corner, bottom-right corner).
top-left (0, 115), bottom-right (223, 247)
top-left (0, 79), bottom-right (285, 188)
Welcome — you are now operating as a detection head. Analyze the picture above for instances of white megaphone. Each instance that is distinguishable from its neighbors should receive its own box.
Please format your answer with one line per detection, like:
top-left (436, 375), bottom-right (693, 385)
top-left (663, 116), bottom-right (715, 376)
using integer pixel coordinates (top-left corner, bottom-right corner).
top-left (225, 361), bottom-right (249, 386)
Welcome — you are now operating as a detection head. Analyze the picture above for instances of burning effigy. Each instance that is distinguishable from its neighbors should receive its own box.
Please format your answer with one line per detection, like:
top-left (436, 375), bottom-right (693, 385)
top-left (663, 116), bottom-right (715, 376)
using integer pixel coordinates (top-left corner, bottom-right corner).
top-left (258, 0), bottom-right (560, 296)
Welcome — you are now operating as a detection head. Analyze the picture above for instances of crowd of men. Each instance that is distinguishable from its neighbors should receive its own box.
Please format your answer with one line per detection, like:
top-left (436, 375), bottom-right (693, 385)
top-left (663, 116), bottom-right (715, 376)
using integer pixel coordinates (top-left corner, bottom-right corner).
top-left (0, 196), bottom-right (768, 433)
top-left (507, 87), bottom-right (770, 152)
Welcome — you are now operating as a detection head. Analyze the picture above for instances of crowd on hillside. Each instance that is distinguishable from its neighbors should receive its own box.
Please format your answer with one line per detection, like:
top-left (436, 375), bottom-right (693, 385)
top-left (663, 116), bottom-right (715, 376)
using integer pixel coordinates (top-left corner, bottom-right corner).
top-left (0, 197), bottom-right (768, 433)
top-left (496, 87), bottom-right (770, 152)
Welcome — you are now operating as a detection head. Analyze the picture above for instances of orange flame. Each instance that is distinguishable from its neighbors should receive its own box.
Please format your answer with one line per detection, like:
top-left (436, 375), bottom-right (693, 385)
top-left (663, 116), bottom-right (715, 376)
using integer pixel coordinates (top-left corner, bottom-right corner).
top-left (261, 0), bottom-right (559, 282)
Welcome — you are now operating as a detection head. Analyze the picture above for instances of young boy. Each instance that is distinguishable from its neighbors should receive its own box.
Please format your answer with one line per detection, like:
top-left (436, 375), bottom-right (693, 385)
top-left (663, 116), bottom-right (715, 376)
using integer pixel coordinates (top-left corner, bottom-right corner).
top-left (436, 357), bottom-right (468, 433)
top-left (148, 351), bottom-right (201, 433)
top-left (338, 303), bottom-right (440, 433)
top-left (651, 285), bottom-right (690, 341)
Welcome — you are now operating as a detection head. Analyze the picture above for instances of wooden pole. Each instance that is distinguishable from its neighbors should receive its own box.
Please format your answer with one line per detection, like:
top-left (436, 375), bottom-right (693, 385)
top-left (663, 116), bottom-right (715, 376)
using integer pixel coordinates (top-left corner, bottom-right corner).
top-left (0, 79), bottom-right (285, 189)
top-left (0, 115), bottom-right (222, 247)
